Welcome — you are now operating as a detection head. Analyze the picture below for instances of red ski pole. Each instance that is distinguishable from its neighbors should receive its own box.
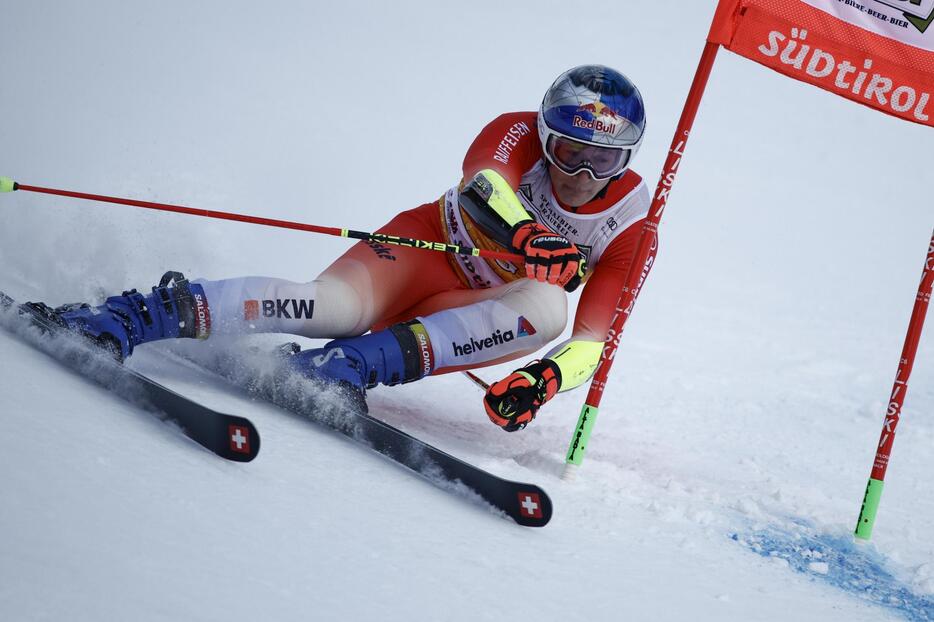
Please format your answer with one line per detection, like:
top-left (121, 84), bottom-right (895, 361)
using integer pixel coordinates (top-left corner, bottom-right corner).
top-left (854, 228), bottom-right (934, 540)
top-left (0, 177), bottom-right (523, 264)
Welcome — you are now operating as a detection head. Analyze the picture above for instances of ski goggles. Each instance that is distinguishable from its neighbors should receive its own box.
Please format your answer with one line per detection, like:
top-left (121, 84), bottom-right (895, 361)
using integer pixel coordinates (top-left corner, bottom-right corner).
top-left (544, 134), bottom-right (633, 180)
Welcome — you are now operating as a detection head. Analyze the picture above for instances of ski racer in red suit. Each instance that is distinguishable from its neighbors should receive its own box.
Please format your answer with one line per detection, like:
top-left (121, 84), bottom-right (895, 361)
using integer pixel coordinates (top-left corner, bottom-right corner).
top-left (28, 65), bottom-right (656, 432)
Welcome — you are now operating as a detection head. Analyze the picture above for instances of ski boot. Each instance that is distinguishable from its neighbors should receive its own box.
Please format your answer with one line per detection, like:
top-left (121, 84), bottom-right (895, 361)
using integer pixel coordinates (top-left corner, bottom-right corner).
top-left (285, 322), bottom-right (432, 411)
top-left (22, 271), bottom-right (210, 361)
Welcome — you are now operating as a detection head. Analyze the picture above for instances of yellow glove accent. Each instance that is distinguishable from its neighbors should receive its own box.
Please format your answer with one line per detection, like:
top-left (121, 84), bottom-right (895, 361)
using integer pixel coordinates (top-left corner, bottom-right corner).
top-left (544, 339), bottom-right (605, 392)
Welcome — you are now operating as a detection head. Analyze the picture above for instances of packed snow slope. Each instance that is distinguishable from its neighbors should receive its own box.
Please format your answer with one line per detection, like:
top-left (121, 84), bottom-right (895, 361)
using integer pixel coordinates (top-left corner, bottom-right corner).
top-left (1, 1), bottom-right (932, 620)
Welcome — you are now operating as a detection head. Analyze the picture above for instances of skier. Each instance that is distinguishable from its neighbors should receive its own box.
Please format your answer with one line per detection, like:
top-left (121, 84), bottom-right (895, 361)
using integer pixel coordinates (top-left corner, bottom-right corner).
top-left (27, 64), bottom-right (655, 432)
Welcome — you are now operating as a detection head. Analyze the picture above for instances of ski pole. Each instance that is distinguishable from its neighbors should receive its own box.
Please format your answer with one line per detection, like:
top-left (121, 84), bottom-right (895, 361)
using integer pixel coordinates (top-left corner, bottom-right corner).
top-left (854, 228), bottom-right (934, 541)
top-left (461, 370), bottom-right (490, 391)
top-left (0, 177), bottom-right (523, 264)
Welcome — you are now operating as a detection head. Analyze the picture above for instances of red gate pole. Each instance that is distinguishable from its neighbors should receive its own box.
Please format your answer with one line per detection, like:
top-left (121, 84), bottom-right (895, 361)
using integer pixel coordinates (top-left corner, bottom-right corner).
top-left (563, 39), bottom-right (722, 477)
top-left (855, 228), bottom-right (934, 540)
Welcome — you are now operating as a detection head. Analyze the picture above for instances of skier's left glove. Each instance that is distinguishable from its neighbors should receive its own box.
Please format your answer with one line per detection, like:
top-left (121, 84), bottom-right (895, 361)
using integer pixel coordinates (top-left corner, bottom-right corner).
top-left (483, 360), bottom-right (561, 432)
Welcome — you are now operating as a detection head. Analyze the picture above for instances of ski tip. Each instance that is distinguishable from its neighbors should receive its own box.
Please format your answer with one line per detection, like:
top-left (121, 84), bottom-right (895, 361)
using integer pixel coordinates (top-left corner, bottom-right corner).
top-left (514, 488), bottom-right (553, 527)
top-left (217, 418), bottom-right (261, 462)
top-left (207, 420), bottom-right (259, 462)
top-left (0, 177), bottom-right (17, 193)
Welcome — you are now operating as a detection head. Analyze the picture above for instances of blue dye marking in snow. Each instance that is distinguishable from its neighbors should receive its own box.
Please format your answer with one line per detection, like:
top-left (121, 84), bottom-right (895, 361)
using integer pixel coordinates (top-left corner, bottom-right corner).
top-left (732, 523), bottom-right (934, 622)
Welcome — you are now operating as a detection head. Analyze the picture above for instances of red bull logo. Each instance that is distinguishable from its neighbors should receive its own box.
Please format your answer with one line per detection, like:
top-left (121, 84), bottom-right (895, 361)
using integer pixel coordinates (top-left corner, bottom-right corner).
top-left (572, 101), bottom-right (620, 135)
top-left (577, 102), bottom-right (621, 120)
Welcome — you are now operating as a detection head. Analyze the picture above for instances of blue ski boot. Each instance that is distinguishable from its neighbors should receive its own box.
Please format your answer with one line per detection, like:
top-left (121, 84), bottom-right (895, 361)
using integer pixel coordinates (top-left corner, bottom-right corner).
top-left (23, 271), bottom-right (211, 361)
top-left (286, 321), bottom-right (434, 411)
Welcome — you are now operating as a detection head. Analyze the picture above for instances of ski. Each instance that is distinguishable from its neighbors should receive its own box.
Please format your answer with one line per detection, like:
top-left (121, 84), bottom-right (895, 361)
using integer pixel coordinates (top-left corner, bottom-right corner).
top-left (175, 345), bottom-right (552, 527)
top-left (0, 290), bottom-right (260, 462)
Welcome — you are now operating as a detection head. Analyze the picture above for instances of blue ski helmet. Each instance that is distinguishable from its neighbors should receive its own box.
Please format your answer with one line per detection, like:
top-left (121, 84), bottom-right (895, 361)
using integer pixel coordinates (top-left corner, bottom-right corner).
top-left (538, 65), bottom-right (646, 179)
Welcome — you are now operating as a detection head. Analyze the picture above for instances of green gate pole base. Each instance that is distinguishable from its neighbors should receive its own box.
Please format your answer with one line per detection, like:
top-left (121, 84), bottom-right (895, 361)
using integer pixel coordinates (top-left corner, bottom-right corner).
top-left (565, 404), bottom-right (599, 474)
top-left (854, 478), bottom-right (885, 541)
top-left (0, 177), bottom-right (17, 193)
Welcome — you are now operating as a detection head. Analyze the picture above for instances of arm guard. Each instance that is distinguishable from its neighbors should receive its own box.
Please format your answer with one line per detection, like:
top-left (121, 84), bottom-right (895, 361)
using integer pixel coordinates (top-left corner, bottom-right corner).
top-left (544, 339), bottom-right (605, 392)
top-left (457, 169), bottom-right (533, 249)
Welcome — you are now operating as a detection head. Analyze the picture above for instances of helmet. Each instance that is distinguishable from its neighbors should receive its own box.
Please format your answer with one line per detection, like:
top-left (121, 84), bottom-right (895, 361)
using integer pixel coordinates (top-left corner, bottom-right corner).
top-left (538, 65), bottom-right (646, 180)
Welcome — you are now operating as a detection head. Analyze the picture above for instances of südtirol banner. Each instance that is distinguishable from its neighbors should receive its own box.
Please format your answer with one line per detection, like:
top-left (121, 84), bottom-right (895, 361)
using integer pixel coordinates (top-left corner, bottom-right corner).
top-left (708, 0), bottom-right (934, 127)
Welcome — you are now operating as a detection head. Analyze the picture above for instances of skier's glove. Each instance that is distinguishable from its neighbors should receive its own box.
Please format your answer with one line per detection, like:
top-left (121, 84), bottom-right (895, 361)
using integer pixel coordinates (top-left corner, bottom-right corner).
top-left (510, 222), bottom-right (586, 291)
top-left (484, 360), bottom-right (561, 432)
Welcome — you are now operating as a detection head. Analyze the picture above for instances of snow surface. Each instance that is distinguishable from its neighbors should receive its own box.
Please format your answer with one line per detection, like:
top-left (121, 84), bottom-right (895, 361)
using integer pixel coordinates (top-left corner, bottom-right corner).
top-left (1, 1), bottom-right (932, 620)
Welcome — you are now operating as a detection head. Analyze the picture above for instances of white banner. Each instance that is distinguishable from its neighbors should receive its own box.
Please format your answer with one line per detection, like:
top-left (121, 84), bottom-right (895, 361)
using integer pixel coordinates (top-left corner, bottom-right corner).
top-left (802, 0), bottom-right (934, 51)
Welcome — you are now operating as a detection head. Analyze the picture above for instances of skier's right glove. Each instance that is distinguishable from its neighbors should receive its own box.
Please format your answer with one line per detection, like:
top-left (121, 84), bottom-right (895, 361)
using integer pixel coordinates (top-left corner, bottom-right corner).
top-left (483, 360), bottom-right (561, 432)
top-left (510, 222), bottom-right (586, 292)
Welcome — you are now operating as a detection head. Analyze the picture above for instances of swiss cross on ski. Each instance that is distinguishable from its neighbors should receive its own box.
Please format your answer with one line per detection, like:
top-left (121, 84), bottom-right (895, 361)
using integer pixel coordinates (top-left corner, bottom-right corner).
top-left (229, 425), bottom-right (251, 454)
top-left (518, 492), bottom-right (543, 519)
